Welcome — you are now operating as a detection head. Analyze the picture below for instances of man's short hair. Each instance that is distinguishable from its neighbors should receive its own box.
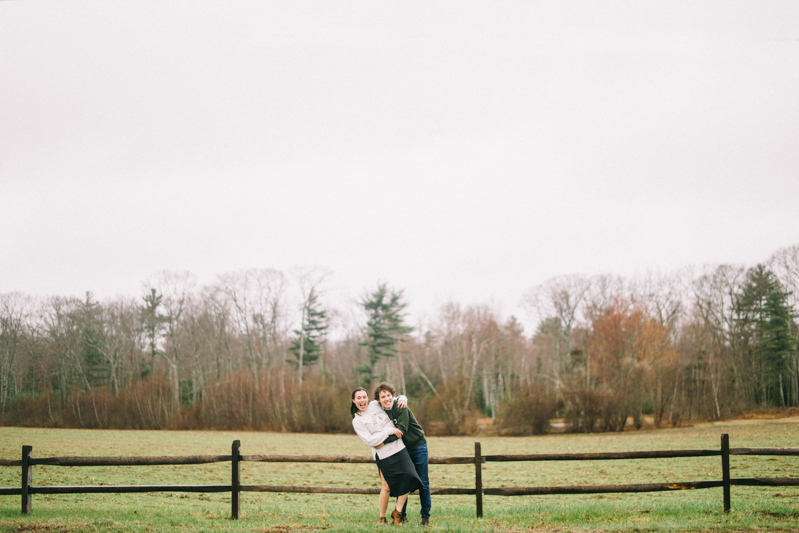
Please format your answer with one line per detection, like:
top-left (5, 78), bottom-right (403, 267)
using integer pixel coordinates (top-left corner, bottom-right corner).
top-left (373, 382), bottom-right (396, 402)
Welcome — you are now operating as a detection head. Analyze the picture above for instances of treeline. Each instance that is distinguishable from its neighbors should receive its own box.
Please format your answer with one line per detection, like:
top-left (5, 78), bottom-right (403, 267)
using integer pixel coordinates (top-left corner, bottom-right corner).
top-left (1, 245), bottom-right (798, 434)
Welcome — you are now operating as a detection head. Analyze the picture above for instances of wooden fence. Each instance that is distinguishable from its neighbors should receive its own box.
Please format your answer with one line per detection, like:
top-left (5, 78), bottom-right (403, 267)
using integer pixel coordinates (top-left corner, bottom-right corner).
top-left (1, 434), bottom-right (798, 519)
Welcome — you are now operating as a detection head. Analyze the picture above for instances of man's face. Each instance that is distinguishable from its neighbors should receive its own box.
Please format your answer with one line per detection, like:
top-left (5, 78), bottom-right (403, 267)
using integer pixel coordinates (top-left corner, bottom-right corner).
top-left (379, 390), bottom-right (394, 410)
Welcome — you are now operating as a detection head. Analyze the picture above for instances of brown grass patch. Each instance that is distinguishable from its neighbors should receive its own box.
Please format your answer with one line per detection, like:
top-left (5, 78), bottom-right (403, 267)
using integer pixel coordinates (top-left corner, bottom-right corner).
top-left (0, 522), bottom-right (82, 533)
top-left (737, 407), bottom-right (799, 420)
top-left (253, 526), bottom-right (329, 532)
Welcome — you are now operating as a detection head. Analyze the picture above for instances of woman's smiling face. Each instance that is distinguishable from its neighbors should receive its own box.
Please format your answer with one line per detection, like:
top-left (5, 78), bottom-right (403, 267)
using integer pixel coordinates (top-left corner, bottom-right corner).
top-left (352, 390), bottom-right (369, 412)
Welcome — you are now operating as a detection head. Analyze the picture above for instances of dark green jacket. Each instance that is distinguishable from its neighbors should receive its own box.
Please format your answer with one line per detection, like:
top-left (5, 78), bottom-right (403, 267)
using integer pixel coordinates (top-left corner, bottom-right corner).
top-left (383, 399), bottom-right (426, 450)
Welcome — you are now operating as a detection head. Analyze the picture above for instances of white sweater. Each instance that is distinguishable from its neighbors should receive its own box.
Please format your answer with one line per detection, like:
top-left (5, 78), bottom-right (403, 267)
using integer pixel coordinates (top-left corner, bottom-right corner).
top-left (352, 400), bottom-right (406, 460)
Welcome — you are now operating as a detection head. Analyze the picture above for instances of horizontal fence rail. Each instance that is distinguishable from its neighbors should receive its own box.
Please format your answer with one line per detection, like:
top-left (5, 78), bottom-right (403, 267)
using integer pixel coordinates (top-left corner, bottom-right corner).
top-left (37, 455), bottom-right (233, 467)
top-left (1, 434), bottom-right (797, 519)
top-left (240, 454), bottom-right (475, 464)
top-left (730, 448), bottom-right (799, 456)
top-left (1, 456), bottom-right (233, 467)
top-left (482, 450), bottom-right (723, 461)
top-left (31, 485), bottom-right (231, 494)
top-left (484, 481), bottom-right (726, 496)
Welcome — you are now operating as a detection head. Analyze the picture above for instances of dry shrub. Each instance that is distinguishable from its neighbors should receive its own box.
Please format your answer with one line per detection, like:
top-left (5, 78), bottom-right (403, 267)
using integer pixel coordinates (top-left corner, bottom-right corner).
top-left (62, 378), bottom-right (176, 429)
top-left (563, 386), bottom-right (604, 433)
top-left (0, 392), bottom-right (60, 427)
top-left (0, 379), bottom-right (177, 429)
top-left (290, 377), bottom-right (353, 433)
top-left (497, 384), bottom-right (558, 435)
top-left (563, 386), bottom-right (629, 433)
top-left (191, 371), bottom-right (352, 432)
top-left (0, 373), bottom-right (354, 433)
top-left (418, 380), bottom-right (479, 436)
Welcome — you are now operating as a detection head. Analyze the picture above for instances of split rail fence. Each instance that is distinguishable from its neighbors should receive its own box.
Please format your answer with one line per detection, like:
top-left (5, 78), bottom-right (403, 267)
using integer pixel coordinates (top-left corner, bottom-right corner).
top-left (1, 434), bottom-right (798, 519)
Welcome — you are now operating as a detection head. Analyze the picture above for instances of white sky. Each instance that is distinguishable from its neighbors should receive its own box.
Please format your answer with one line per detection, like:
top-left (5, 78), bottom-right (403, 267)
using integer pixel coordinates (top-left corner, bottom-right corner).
top-left (2, 1), bottom-right (798, 331)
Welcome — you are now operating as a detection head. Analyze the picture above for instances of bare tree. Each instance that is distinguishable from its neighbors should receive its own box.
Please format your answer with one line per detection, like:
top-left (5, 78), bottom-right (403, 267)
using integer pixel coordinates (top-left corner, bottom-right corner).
top-left (143, 271), bottom-right (196, 414)
top-left (91, 297), bottom-right (142, 395)
top-left (691, 264), bottom-right (746, 417)
top-left (629, 269), bottom-right (689, 330)
top-left (418, 302), bottom-right (499, 433)
top-left (214, 269), bottom-right (288, 389)
top-left (41, 296), bottom-right (92, 396)
top-left (0, 293), bottom-right (34, 408)
top-left (769, 244), bottom-right (799, 308)
top-left (522, 275), bottom-right (591, 389)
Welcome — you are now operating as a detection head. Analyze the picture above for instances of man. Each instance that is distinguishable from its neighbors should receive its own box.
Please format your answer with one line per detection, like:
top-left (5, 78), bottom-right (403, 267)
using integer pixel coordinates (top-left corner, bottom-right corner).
top-left (373, 382), bottom-right (431, 526)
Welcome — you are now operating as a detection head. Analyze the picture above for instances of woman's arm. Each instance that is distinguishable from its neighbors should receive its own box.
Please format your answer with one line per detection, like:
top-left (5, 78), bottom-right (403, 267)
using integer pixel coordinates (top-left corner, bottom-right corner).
top-left (352, 416), bottom-right (390, 448)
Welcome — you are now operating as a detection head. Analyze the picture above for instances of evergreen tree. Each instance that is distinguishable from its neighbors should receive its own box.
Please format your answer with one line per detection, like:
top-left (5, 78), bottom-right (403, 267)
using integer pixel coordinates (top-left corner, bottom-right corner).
top-left (79, 292), bottom-right (107, 390)
top-left (735, 265), bottom-right (798, 406)
top-left (358, 283), bottom-right (412, 388)
top-left (760, 282), bottom-right (797, 406)
top-left (140, 288), bottom-right (166, 379)
top-left (287, 287), bottom-right (328, 383)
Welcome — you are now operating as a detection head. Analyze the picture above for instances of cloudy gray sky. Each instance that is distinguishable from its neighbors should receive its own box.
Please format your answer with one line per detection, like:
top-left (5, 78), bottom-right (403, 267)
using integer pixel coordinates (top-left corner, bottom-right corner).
top-left (2, 1), bottom-right (798, 329)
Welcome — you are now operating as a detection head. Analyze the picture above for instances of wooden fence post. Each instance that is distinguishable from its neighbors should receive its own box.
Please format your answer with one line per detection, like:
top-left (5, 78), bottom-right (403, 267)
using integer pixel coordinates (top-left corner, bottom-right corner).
top-left (21, 445), bottom-right (32, 514)
top-left (475, 442), bottom-right (483, 518)
top-left (232, 440), bottom-right (241, 520)
top-left (721, 433), bottom-right (730, 513)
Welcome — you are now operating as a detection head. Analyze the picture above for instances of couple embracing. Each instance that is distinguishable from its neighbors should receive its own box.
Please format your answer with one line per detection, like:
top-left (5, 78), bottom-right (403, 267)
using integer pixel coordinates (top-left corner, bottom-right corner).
top-left (350, 382), bottom-right (431, 526)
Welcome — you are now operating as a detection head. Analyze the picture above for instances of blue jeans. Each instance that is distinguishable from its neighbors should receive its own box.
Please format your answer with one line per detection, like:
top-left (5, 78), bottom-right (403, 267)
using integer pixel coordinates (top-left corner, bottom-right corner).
top-left (402, 443), bottom-right (431, 519)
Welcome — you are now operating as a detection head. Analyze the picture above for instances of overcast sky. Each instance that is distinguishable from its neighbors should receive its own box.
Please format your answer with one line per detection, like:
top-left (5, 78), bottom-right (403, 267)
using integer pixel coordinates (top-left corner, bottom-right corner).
top-left (2, 1), bottom-right (798, 330)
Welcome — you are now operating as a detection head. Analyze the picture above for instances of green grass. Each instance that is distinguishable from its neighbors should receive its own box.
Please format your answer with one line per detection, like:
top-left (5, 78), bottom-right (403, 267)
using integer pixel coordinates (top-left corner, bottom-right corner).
top-left (1, 418), bottom-right (798, 531)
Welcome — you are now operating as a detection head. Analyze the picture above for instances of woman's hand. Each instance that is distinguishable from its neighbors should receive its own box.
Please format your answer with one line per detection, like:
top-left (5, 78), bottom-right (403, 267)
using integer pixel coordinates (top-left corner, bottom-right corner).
top-left (393, 429), bottom-right (403, 438)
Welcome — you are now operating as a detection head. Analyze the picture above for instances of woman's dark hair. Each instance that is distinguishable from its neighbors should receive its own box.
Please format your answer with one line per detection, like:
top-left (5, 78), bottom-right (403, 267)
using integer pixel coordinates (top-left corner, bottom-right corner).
top-left (350, 387), bottom-right (368, 418)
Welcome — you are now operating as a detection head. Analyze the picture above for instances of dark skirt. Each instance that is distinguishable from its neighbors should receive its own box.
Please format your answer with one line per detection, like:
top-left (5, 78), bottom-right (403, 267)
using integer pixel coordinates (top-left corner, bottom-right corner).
top-left (375, 448), bottom-right (424, 498)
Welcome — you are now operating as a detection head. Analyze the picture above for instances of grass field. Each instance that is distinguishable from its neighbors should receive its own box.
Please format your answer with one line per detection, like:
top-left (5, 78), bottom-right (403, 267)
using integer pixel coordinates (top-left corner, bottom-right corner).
top-left (1, 417), bottom-right (798, 532)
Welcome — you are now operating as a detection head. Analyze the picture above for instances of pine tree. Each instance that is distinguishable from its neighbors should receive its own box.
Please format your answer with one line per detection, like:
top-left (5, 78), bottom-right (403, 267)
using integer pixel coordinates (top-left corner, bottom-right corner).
top-left (735, 265), bottom-right (798, 406)
top-left (358, 283), bottom-right (412, 388)
top-left (760, 282), bottom-right (798, 406)
top-left (287, 287), bottom-right (328, 383)
top-left (79, 292), bottom-right (106, 390)
top-left (140, 288), bottom-right (166, 379)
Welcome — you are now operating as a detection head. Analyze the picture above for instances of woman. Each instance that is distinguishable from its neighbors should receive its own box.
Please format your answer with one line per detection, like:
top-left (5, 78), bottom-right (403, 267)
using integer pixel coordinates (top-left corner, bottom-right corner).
top-left (351, 387), bottom-right (423, 525)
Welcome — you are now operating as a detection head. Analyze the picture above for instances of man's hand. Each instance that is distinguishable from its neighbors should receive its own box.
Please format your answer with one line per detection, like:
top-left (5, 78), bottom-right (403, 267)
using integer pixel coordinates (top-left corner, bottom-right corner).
top-left (375, 443), bottom-right (384, 449)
